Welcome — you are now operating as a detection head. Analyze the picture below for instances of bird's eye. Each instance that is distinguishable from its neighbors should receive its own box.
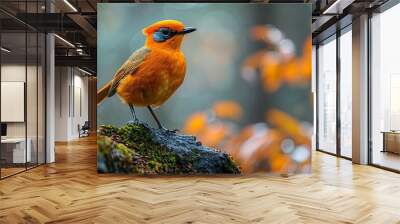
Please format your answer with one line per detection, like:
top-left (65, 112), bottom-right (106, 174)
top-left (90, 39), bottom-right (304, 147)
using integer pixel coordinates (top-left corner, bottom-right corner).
top-left (161, 29), bottom-right (170, 35)
top-left (153, 28), bottom-right (175, 42)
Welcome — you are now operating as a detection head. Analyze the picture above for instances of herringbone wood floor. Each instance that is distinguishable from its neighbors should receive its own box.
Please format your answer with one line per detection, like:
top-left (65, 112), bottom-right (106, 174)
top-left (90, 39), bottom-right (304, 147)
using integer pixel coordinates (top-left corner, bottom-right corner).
top-left (1, 137), bottom-right (400, 224)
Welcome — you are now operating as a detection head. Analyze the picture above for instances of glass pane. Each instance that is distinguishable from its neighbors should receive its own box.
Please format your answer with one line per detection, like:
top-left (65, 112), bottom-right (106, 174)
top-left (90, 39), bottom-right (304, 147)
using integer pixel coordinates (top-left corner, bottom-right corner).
top-left (1, 31), bottom-right (27, 177)
top-left (26, 0), bottom-right (39, 170)
top-left (371, 5), bottom-right (400, 171)
top-left (0, 1), bottom-right (46, 178)
top-left (27, 31), bottom-right (38, 169)
top-left (339, 29), bottom-right (352, 158)
top-left (317, 37), bottom-right (337, 154)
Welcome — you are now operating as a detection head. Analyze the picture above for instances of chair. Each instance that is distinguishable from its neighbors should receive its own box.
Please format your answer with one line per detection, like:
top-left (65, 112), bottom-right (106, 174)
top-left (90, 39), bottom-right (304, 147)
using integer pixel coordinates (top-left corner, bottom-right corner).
top-left (78, 121), bottom-right (90, 138)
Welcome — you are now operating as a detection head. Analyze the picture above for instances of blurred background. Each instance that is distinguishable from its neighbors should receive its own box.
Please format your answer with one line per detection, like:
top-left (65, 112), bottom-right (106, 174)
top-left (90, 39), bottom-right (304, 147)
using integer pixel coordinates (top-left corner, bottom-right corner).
top-left (98, 3), bottom-right (312, 174)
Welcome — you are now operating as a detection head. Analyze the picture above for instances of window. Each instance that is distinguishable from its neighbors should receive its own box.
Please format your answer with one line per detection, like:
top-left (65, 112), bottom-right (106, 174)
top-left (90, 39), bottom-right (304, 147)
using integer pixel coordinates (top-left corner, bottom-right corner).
top-left (0, 1), bottom-right (46, 179)
top-left (370, 3), bottom-right (400, 171)
top-left (317, 36), bottom-right (337, 154)
top-left (339, 28), bottom-right (352, 158)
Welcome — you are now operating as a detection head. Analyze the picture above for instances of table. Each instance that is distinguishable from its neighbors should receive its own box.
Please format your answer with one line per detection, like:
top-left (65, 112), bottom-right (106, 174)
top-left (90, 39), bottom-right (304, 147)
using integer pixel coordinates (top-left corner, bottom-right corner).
top-left (1, 138), bottom-right (31, 164)
top-left (382, 131), bottom-right (400, 154)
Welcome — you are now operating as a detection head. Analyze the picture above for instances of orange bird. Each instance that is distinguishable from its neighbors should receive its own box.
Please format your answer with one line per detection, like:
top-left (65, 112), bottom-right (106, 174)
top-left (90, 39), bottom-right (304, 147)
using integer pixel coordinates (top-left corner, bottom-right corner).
top-left (97, 20), bottom-right (196, 131)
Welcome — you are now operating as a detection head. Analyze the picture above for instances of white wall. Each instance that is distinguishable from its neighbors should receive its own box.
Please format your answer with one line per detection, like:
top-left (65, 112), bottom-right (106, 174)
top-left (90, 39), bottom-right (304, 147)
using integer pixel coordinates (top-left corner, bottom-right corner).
top-left (1, 65), bottom-right (39, 137)
top-left (71, 73), bottom-right (89, 138)
top-left (55, 67), bottom-right (89, 141)
top-left (1, 65), bottom-right (26, 138)
top-left (55, 67), bottom-right (69, 141)
top-left (1, 63), bottom-right (46, 164)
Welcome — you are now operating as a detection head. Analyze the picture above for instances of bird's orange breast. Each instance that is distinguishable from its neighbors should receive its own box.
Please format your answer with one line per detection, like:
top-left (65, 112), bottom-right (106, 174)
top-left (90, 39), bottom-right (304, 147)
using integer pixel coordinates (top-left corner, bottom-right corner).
top-left (116, 49), bottom-right (186, 107)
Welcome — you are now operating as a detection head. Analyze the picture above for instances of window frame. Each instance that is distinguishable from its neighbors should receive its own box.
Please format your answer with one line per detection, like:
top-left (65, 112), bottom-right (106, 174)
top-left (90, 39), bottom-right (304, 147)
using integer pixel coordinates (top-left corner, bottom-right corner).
top-left (315, 23), bottom-right (353, 160)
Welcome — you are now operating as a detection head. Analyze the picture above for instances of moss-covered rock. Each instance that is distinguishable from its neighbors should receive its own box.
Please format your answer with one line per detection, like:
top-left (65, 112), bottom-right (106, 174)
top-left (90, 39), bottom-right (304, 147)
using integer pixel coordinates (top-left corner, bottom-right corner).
top-left (97, 122), bottom-right (241, 175)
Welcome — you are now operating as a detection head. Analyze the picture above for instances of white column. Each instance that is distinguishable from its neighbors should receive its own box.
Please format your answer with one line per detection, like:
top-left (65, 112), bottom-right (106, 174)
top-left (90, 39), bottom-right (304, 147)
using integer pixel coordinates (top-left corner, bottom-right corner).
top-left (312, 45), bottom-right (317, 151)
top-left (352, 14), bottom-right (369, 164)
top-left (46, 33), bottom-right (55, 163)
top-left (45, 0), bottom-right (56, 163)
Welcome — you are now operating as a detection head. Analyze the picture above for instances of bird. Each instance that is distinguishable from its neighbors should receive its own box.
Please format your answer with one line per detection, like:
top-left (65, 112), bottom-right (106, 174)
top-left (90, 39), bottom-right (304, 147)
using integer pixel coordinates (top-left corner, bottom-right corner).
top-left (97, 20), bottom-right (196, 131)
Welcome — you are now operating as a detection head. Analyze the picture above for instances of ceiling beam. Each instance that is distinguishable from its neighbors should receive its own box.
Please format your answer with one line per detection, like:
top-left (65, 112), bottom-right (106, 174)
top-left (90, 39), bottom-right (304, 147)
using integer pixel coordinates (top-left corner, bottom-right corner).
top-left (67, 13), bottom-right (97, 46)
top-left (55, 55), bottom-right (96, 73)
top-left (322, 0), bottom-right (356, 14)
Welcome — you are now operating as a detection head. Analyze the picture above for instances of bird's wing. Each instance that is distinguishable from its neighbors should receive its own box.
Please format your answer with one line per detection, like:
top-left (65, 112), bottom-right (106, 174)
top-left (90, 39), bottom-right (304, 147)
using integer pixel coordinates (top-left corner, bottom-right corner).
top-left (107, 47), bottom-right (151, 97)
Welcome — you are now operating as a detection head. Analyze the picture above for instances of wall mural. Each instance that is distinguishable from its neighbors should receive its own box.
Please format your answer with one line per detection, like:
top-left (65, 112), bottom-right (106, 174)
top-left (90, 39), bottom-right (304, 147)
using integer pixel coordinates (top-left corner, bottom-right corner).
top-left (97, 3), bottom-right (312, 175)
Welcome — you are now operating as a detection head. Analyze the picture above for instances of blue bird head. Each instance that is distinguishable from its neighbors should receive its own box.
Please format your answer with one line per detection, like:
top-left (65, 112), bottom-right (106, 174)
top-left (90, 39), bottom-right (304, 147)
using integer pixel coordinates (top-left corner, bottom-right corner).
top-left (143, 20), bottom-right (196, 49)
top-left (153, 27), bottom-right (197, 42)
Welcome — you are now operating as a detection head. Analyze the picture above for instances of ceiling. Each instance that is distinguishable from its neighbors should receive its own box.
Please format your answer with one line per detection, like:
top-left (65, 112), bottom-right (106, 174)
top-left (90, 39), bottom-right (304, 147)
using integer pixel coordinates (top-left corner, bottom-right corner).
top-left (0, 0), bottom-right (391, 74)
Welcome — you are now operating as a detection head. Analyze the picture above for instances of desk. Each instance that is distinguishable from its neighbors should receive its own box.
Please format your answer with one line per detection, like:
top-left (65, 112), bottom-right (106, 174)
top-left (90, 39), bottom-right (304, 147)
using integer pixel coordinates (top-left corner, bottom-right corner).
top-left (382, 131), bottom-right (400, 154)
top-left (1, 138), bottom-right (31, 163)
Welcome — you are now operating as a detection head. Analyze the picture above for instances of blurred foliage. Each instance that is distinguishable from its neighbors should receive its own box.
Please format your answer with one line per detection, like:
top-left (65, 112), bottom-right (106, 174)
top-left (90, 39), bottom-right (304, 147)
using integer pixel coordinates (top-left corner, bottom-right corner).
top-left (183, 101), bottom-right (242, 147)
top-left (242, 25), bottom-right (312, 92)
top-left (183, 105), bottom-right (311, 174)
top-left (182, 25), bottom-right (312, 174)
top-left (213, 101), bottom-right (243, 120)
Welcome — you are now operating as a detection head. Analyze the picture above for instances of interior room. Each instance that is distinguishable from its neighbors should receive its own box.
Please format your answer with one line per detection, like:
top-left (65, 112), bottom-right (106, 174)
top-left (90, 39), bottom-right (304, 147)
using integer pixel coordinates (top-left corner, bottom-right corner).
top-left (54, 66), bottom-right (91, 142)
top-left (0, 0), bottom-right (400, 223)
top-left (0, 10), bottom-right (46, 178)
top-left (370, 2), bottom-right (400, 171)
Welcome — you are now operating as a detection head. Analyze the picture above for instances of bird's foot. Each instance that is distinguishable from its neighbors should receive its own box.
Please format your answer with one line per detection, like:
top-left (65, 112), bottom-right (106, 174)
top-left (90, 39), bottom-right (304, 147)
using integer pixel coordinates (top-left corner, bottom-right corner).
top-left (128, 118), bottom-right (141, 124)
top-left (160, 127), bottom-right (180, 133)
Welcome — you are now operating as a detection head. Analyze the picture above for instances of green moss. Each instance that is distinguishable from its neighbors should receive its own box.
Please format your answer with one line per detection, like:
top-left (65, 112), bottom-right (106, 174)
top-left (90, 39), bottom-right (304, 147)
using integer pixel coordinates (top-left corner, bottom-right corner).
top-left (98, 123), bottom-right (179, 174)
top-left (97, 135), bottom-right (138, 173)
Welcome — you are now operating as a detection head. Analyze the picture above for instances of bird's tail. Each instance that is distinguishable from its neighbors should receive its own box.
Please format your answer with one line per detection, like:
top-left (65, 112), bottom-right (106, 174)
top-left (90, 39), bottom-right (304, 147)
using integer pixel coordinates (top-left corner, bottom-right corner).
top-left (97, 81), bottom-right (112, 105)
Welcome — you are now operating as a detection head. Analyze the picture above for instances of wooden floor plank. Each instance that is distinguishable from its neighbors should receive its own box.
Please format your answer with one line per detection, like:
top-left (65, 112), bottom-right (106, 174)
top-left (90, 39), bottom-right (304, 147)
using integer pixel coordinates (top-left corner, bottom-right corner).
top-left (0, 136), bottom-right (399, 223)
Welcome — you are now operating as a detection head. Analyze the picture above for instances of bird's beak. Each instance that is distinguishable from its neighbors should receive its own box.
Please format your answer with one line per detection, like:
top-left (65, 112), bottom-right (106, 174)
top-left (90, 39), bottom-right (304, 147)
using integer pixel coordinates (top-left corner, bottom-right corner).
top-left (181, 27), bottom-right (196, 35)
